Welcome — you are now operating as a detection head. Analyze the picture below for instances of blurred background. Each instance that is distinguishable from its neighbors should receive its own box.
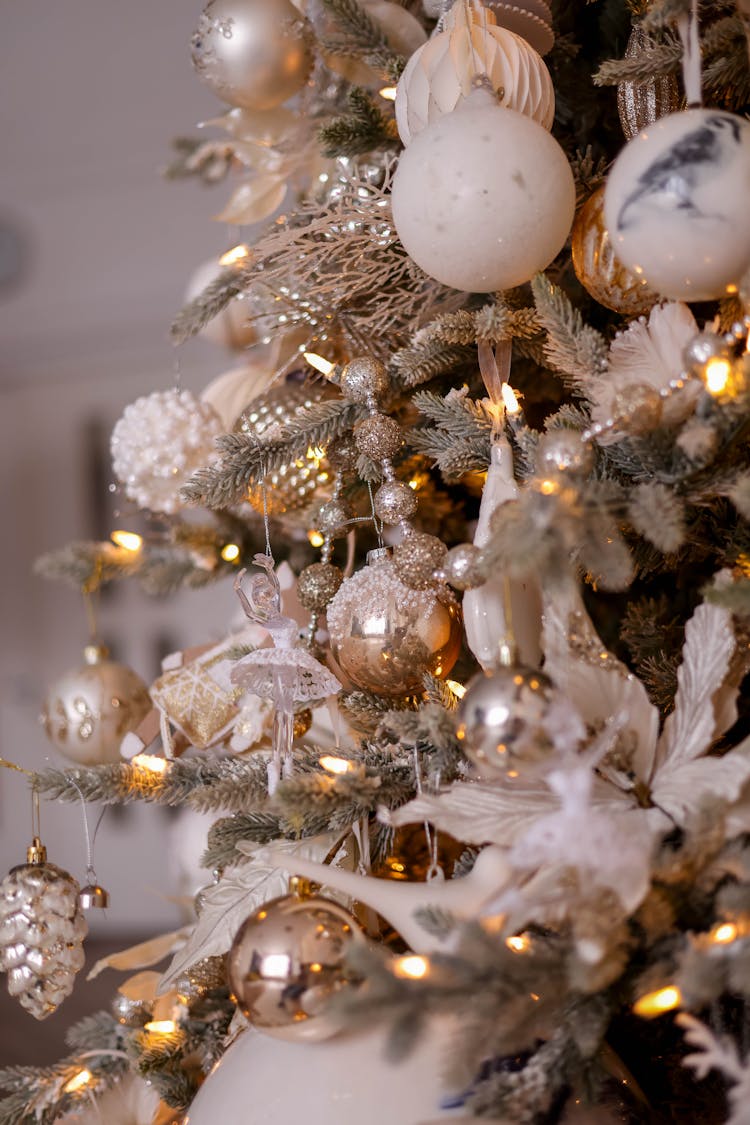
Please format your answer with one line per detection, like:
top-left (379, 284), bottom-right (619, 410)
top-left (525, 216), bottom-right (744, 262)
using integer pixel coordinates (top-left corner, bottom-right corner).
top-left (0, 2), bottom-right (239, 1062)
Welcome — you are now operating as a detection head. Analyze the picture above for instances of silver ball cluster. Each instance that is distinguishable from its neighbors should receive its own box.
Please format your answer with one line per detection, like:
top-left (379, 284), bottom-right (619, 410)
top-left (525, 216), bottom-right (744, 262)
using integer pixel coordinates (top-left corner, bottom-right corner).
top-left (440, 543), bottom-right (487, 591)
top-left (536, 429), bottom-right (594, 477)
top-left (297, 562), bottom-right (344, 613)
top-left (355, 414), bottom-right (403, 460)
top-left (111, 389), bottom-right (223, 514)
top-left (340, 356), bottom-right (391, 404)
top-left (316, 498), bottom-right (354, 539)
top-left (374, 480), bottom-right (418, 525)
top-left (393, 532), bottom-right (447, 590)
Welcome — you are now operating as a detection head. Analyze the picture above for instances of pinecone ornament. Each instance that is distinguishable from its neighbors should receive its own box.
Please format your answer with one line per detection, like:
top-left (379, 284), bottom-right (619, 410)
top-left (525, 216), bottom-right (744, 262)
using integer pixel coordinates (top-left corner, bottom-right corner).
top-left (0, 838), bottom-right (87, 1019)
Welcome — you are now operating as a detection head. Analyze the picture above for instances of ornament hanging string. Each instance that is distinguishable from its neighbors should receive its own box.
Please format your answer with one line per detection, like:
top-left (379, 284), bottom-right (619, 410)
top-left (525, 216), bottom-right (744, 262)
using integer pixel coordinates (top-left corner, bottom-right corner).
top-left (677, 0), bottom-right (702, 107)
top-left (67, 775), bottom-right (107, 894)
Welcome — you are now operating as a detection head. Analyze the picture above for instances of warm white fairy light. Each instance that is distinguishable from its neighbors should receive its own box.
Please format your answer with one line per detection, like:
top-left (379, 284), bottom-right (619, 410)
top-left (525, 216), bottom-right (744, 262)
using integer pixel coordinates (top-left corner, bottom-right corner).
top-left (219, 244), bottom-right (250, 267)
top-left (711, 922), bottom-right (739, 945)
top-left (308, 530), bottom-right (325, 548)
top-left (111, 530), bottom-right (143, 552)
top-left (703, 357), bottom-right (732, 396)
top-left (633, 985), bottom-right (682, 1018)
top-left (144, 1019), bottom-right (178, 1034)
top-left (303, 351), bottom-right (335, 377)
top-left (220, 543), bottom-right (241, 563)
top-left (500, 383), bottom-right (521, 415)
top-left (319, 755), bottom-right (352, 775)
top-left (132, 754), bottom-right (168, 775)
top-left (379, 86), bottom-right (397, 100)
top-left (506, 934), bottom-right (531, 953)
top-left (446, 679), bottom-right (467, 699)
top-left (392, 955), bottom-right (429, 979)
top-left (63, 1069), bottom-right (92, 1094)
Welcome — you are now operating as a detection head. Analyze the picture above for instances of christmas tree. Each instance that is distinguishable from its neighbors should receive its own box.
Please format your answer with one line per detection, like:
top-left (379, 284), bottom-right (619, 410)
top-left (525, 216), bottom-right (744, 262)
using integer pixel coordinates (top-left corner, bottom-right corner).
top-left (5, 0), bottom-right (750, 1121)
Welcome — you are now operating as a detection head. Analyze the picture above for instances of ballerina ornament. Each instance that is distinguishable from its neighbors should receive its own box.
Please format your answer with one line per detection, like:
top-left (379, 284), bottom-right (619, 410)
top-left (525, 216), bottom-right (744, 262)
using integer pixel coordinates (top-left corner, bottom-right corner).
top-left (231, 555), bottom-right (342, 794)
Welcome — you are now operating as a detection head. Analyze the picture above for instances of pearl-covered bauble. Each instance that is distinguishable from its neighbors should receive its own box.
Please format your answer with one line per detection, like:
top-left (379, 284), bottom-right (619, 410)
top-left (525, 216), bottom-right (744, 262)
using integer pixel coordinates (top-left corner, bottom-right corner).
top-left (227, 892), bottom-right (361, 1036)
top-left (191, 0), bottom-right (313, 111)
top-left (604, 109), bottom-right (750, 301)
top-left (327, 550), bottom-right (462, 695)
top-left (456, 663), bottom-right (555, 777)
top-left (41, 646), bottom-right (151, 766)
top-left (396, 1), bottom-right (555, 146)
top-left (185, 1016), bottom-right (468, 1124)
top-left (111, 388), bottom-right (223, 515)
top-left (392, 90), bottom-right (575, 292)
top-left (571, 187), bottom-right (657, 316)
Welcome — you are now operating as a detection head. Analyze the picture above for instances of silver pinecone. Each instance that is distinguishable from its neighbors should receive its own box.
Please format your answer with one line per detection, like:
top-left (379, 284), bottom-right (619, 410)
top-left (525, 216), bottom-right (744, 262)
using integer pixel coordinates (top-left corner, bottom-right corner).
top-left (0, 860), bottom-right (87, 1019)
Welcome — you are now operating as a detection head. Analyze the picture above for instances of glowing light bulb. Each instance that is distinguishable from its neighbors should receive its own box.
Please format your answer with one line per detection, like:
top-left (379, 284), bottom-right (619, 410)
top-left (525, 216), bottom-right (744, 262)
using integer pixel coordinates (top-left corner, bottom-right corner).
top-left (144, 1020), bottom-right (178, 1035)
top-left (304, 352), bottom-right (335, 377)
top-left (132, 754), bottom-right (168, 775)
top-left (711, 922), bottom-right (738, 944)
top-left (633, 985), bottom-right (682, 1018)
top-left (506, 934), bottom-right (531, 953)
top-left (64, 1070), bottom-right (92, 1094)
top-left (379, 86), bottom-right (397, 100)
top-left (446, 680), bottom-right (466, 699)
top-left (704, 357), bottom-right (732, 396)
top-left (501, 383), bottom-right (521, 415)
top-left (111, 530), bottom-right (143, 552)
top-left (308, 530), bottom-right (325, 548)
top-left (220, 543), bottom-right (240, 563)
top-left (319, 755), bottom-right (352, 774)
top-left (539, 479), bottom-right (559, 496)
top-left (392, 955), bottom-right (429, 979)
top-left (219, 244), bottom-right (250, 267)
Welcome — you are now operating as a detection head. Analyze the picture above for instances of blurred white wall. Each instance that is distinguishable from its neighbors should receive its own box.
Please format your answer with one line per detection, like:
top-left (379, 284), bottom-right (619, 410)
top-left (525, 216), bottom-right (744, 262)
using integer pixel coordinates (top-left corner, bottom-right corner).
top-left (0, 2), bottom-right (243, 934)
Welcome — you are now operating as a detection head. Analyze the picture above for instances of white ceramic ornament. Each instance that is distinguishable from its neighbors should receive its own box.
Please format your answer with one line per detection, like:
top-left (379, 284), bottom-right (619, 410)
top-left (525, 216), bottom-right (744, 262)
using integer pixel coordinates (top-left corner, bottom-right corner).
top-left (184, 1019), bottom-right (471, 1124)
top-left (392, 89), bottom-right (575, 292)
top-left (190, 0), bottom-right (313, 111)
top-left (604, 109), bottom-right (750, 301)
top-left (396, 1), bottom-right (554, 145)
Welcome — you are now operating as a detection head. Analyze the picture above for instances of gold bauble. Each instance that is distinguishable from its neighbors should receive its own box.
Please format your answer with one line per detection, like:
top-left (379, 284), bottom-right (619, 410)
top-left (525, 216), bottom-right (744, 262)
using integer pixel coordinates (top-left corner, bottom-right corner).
top-left (617, 26), bottom-right (680, 141)
top-left (40, 646), bottom-right (151, 766)
top-left (326, 549), bottom-right (462, 696)
top-left (456, 664), bottom-right (555, 778)
top-left (227, 891), bottom-right (361, 1037)
top-left (571, 187), bottom-right (657, 316)
top-left (238, 378), bottom-right (335, 515)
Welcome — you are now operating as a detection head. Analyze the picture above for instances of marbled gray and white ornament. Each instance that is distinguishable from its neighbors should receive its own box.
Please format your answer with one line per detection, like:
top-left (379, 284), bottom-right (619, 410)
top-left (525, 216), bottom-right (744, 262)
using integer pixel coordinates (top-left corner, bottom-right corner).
top-left (604, 109), bottom-right (750, 301)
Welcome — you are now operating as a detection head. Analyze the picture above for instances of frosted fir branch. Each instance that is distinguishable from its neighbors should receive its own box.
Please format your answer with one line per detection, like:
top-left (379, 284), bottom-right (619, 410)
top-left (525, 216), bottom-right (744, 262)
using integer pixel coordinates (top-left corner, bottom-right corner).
top-left (530, 274), bottom-right (608, 388)
top-left (339, 689), bottom-right (412, 732)
top-left (319, 86), bottom-right (399, 158)
top-left (413, 391), bottom-right (494, 439)
top-left (703, 577), bottom-right (750, 618)
top-left (34, 541), bottom-right (140, 591)
top-left (170, 264), bottom-right (253, 345)
top-left (593, 36), bottom-right (683, 85)
top-left (321, 0), bottom-right (406, 78)
top-left (568, 146), bottom-right (609, 202)
top-left (629, 482), bottom-right (687, 554)
top-left (183, 401), bottom-right (365, 510)
top-left (641, 0), bottom-right (692, 29)
top-left (163, 136), bottom-right (234, 185)
top-left (204, 813), bottom-right (290, 869)
top-left (702, 17), bottom-right (750, 106)
top-left (390, 340), bottom-right (477, 389)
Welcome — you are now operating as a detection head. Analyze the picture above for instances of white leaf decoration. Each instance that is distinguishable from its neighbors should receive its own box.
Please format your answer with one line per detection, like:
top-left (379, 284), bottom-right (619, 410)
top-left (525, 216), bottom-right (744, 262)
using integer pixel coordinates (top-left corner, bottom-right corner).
top-left (160, 833), bottom-right (342, 990)
top-left (654, 601), bottom-right (735, 777)
top-left (652, 737), bottom-right (750, 823)
top-left (213, 174), bottom-right (288, 226)
top-left (679, 1014), bottom-right (750, 1125)
top-left (87, 926), bottom-right (191, 981)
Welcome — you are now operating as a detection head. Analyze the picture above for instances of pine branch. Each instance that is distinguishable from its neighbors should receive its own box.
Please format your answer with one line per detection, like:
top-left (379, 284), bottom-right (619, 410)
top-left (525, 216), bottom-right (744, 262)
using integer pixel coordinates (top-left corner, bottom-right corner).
top-left (593, 36), bottom-right (682, 85)
top-left (530, 274), bottom-right (608, 388)
top-left (628, 482), bottom-right (686, 554)
top-left (163, 136), bottom-right (234, 184)
top-left (390, 340), bottom-right (477, 389)
top-left (170, 264), bottom-right (253, 345)
top-left (321, 0), bottom-right (406, 79)
top-left (34, 541), bottom-right (139, 591)
top-left (319, 87), bottom-right (399, 158)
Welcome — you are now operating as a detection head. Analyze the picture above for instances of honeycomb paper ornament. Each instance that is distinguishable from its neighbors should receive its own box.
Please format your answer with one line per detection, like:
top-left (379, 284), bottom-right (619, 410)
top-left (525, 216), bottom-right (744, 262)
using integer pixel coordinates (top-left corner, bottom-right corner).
top-left (111, 388), bottom-right (223, 514)
top-left (396, 0), bottom-right (555, 146)
top-left (0, 840), bottom-right (87, 1020)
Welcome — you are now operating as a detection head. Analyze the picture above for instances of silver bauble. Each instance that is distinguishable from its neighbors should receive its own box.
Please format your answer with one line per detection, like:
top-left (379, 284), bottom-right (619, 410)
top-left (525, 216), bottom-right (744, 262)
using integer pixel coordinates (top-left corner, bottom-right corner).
top-left (373, 480), bottom-right (418, 525)
top-left (227, 892), bottom-right (360, 1037)
top-left (456, 664), bottom-right (555, 777)
top-left (327, 550), bottom-right (462, 695)
top-left (0, 841), bottom-right (87, 1020)
top-left (112, 991), bottom-right (153, 1027)
top-left (340, 356), bottom-right (390, 404)
top-left (683, 332), bottom-right (731, 378)
top-left (441, 543), bottom-right (486, 591)
top-left (297, 562), bottom-right (344, 613)
top-left (40, 646), bottom-right (151, 766)
top-left (536, 430), bottom-right (594, 477)
top-left (392, 532), bottom-right (447, 590)
top-left (191, 0), bottom-right (313, 111)
top-left (316, 497), bottom-right (354, 538)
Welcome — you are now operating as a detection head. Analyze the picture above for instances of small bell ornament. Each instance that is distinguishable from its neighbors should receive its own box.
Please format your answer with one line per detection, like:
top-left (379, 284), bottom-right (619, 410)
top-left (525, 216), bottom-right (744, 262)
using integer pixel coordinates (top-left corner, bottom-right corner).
top-left (41, 644), bottom-right (151, 765)
top-left (0, 836), bottom-right (87, 1019)
top-left (227, 879), bottom-right (363, 1040)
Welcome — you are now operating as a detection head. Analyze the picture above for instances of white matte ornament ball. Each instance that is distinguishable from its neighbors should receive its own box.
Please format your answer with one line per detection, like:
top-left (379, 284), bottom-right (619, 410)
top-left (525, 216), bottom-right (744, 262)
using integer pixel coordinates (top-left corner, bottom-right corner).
top-left (111, 388), bottom-right (223, 514)
top-left (191, 0), bottom-right (313, 111)
top-left (392, 91), bottom-right (575, 292)
top-left (396, 2), bottom-right (555, 145)
top-left (604, 109), bottom-right (750, 301)
top-left (185, 1018), bottom-right (469, 1124)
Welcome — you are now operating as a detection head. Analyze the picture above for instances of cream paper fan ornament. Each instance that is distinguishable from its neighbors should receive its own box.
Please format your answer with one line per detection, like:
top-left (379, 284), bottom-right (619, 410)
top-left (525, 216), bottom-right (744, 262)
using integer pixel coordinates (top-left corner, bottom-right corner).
top-left (396, 0), bottom-right (554, 146)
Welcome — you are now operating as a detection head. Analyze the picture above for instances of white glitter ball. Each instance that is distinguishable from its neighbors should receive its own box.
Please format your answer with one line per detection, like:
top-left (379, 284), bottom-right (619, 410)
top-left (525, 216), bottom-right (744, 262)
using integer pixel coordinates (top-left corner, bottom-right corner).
top-left (111, 389), bottom-right (224, 514)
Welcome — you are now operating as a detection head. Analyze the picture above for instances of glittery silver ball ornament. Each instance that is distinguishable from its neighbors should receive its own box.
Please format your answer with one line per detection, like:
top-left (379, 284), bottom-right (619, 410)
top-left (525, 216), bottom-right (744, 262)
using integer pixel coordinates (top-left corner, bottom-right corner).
top-left (683, 332), bottom-right (731, 379)
top-left (456, 665), bottom-right (555, 777)
top-left (0, 840), bottom-right (87, 1020)
top-left (41, 646), bottom-right (151, 766)
top-left (111, 388), bottom-right (223, 515)
top-left (611, 382), bottom-right (664, 435)
top-left (340, 356), bottom-right (391, 404)
top-left (227, 891), bottom-right (361, 1037)
top-left (393, 532), bottom-right (447, 590)
top-left (326, 435), bottom-right (359, 472)
top-left (374, 480), bottom-right (418, 525)
top-left (355, 414), bottom-right (403, 460)
top-left (112, 991), bottom-right (152, 1027)
top-left (536, 430), bottom-right (594, 477)
top-left (297, 562), bottom-right (344, 612)
top-left (175, 955), bottom-right (228, 1003)
top-left (240, 379), bottom-right (335, 515)
top-left (327, 550), bottom-right (462, 695)
top-left (316, 497), bottom-right (354, 538)
top-left (440, 543), bottom-right (487, 591)
top-left (191, 0), bottom-right (313, 111)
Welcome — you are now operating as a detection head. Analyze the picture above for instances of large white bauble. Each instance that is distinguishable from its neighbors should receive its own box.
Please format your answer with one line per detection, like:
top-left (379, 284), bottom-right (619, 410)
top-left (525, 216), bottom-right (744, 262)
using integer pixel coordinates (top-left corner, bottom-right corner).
top-left (396, 1), bottom-right (554, 144)
top-left (184, 1020), bottom-right (472, 1125)
top-left (392, 91), bottom-right (575, 292)
top-left (604, 109), bottom-right (750, 301)
top-left (190, 0), bottom-right (313, 111)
